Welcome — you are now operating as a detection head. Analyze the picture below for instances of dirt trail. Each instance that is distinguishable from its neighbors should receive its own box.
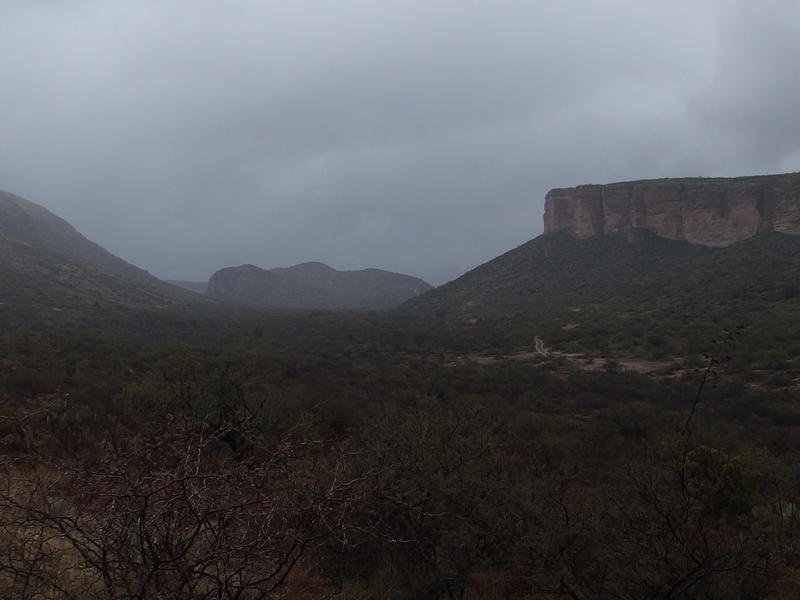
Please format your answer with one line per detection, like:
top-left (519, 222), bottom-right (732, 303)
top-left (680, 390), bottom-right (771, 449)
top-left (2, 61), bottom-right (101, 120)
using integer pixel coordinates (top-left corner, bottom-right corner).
top-left (447, 336), bottom-right (677, 375)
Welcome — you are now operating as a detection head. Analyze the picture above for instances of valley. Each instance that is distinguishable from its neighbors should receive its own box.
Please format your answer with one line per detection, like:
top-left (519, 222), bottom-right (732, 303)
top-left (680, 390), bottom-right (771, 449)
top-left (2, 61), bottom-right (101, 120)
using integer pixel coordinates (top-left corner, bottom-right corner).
top-left (4, 3), bottom-right (798, 596)
top-left (1, 177), bottom-right (800, 599)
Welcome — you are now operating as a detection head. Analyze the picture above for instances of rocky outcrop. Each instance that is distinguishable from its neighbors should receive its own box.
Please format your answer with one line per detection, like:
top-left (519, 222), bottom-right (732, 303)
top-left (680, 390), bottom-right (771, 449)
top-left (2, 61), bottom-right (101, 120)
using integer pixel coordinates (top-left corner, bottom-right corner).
top-left (544, 173), bottom-right (800, 246)
top-left (207, 262), bottom-right (432, 310)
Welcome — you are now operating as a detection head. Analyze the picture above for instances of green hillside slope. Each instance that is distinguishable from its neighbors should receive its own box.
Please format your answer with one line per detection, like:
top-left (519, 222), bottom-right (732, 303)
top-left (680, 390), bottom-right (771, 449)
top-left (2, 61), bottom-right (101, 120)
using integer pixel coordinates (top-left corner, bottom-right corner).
top-left (405, 231), bottom-right (800, 370)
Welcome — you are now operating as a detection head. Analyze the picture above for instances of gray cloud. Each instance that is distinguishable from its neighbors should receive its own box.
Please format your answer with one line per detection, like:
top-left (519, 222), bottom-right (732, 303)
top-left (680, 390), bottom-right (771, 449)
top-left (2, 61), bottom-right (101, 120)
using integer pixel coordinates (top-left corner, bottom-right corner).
top-left (0, 0), bottom-right (797, 284)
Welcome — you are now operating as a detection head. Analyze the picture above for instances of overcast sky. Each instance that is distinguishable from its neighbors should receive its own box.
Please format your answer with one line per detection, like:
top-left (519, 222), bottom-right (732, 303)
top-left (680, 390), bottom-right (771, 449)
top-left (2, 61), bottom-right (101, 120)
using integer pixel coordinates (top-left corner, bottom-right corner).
top-left (1, 0), bottom-right (798, 284)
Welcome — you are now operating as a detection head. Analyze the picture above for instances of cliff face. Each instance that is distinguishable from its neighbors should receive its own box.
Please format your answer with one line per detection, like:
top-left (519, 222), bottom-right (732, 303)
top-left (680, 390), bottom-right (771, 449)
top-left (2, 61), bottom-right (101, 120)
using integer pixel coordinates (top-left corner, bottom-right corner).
top-left (543, 173), bottom-right (800, 246)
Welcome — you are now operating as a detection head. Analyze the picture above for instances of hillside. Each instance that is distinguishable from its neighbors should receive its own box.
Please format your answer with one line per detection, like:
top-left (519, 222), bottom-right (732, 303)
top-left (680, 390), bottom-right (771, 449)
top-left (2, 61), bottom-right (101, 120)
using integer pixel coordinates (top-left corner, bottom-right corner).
top-left (0, 191), bottom-right (201, 329)
top-left (0, 191), bottom-right (165, 286)
top-left (405, 173), bottom-right (800, 364)
top-left (208, 261), bottom-right (432, 310)
top-left (404, 230), bottom-right (800, 370)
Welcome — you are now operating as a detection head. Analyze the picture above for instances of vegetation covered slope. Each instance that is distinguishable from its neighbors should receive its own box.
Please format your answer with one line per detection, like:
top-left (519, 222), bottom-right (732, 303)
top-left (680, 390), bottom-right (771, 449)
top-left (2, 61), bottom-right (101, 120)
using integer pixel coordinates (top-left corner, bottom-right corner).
top-left (0, 190), bottom-right (164, 286)
top-left (404, 231), bottom-right (800, 368)
top-left (0, 191), bottom-right (207, 330)
top-left (0, 234), bottom-right (197, 330)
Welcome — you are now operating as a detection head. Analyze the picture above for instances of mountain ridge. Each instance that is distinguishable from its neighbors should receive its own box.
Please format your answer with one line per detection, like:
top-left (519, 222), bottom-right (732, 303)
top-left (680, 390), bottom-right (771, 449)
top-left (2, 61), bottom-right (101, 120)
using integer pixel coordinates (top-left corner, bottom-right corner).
top-left (0, 190), bottom-right (202, 329)
top-left (0, 190), bottom-right (163, 287)
top-left (208, 261), bottom-right (432, 310)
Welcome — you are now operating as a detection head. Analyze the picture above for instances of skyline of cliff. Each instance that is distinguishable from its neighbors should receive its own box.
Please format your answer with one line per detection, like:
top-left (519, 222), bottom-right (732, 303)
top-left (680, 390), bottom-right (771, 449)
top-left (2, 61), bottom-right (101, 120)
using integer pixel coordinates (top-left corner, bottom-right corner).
top-left (544, 172), bottom-right (800, 247)
top-left (3, 2), bottom-right (798, 286)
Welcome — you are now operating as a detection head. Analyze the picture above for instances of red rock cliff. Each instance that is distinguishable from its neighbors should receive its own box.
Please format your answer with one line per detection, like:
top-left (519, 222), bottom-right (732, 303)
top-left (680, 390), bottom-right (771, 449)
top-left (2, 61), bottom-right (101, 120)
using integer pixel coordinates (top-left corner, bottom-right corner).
top-left (543, 173), bottom-right (800, 246)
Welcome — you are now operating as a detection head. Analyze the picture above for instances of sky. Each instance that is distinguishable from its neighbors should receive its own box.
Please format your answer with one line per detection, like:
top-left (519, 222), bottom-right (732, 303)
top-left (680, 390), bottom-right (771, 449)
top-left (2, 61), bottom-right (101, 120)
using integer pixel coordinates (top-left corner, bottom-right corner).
top-left (1, 0), bottom-right (799, 285)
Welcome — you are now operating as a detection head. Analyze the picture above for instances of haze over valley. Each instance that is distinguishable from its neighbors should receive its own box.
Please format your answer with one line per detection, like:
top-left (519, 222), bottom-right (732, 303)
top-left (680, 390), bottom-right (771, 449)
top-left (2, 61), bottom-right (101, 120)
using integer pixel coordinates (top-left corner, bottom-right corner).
top-left (2, 2), bottom-right (800, 598)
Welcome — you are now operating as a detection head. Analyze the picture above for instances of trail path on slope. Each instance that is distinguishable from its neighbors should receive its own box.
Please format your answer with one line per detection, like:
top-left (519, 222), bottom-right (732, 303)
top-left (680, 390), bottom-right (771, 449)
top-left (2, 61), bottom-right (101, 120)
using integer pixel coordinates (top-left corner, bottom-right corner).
top-left (448, 336), bottom-right (676, 375)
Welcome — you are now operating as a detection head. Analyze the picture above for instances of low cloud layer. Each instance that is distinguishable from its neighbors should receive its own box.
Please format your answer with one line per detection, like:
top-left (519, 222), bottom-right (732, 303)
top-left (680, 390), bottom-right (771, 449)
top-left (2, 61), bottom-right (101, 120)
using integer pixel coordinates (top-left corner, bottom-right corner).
top-left (1, 0), bottom-right (798, 284)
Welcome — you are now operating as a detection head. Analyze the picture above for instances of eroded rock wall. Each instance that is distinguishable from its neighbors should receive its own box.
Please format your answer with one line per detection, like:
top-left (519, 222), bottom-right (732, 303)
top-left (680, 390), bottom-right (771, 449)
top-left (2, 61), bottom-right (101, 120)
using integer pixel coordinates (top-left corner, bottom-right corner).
top-left (544, 173), bottom-right (800, 246)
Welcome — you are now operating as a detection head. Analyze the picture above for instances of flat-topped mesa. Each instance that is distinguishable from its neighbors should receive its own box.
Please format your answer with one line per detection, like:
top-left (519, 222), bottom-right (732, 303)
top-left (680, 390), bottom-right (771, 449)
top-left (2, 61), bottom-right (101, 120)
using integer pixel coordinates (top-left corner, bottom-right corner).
top-left (543, 173), bottom-right (800, 246)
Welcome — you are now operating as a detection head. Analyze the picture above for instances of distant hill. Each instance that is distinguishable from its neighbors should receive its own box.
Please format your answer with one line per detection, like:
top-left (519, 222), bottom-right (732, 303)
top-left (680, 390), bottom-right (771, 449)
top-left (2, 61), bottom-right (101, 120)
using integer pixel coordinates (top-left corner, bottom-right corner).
top-left (208, 261), bottom-right (432, 310)
top-left (0, 190), bottom-right (199, 329)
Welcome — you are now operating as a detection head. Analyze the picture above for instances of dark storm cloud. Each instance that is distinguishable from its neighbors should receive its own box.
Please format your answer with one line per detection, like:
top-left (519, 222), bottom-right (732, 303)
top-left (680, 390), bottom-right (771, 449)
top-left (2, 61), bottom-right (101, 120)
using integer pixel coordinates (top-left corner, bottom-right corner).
top-left (0, 1), bottom-right (797, 284)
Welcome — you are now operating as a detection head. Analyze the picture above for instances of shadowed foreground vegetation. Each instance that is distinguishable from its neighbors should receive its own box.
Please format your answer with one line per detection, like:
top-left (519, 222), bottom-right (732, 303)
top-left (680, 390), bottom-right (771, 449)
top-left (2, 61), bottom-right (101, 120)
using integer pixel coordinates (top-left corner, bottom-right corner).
top-left (1, 313), bottom-right (800, 599)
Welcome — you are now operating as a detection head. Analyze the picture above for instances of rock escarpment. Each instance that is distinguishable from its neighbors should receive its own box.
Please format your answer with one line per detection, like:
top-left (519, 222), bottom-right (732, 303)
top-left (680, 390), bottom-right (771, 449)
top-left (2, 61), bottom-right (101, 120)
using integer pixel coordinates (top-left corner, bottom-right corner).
top-left (544, 173), bottom-right (800, 246)
top-left (207, 261), bottom-right (432, 310)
